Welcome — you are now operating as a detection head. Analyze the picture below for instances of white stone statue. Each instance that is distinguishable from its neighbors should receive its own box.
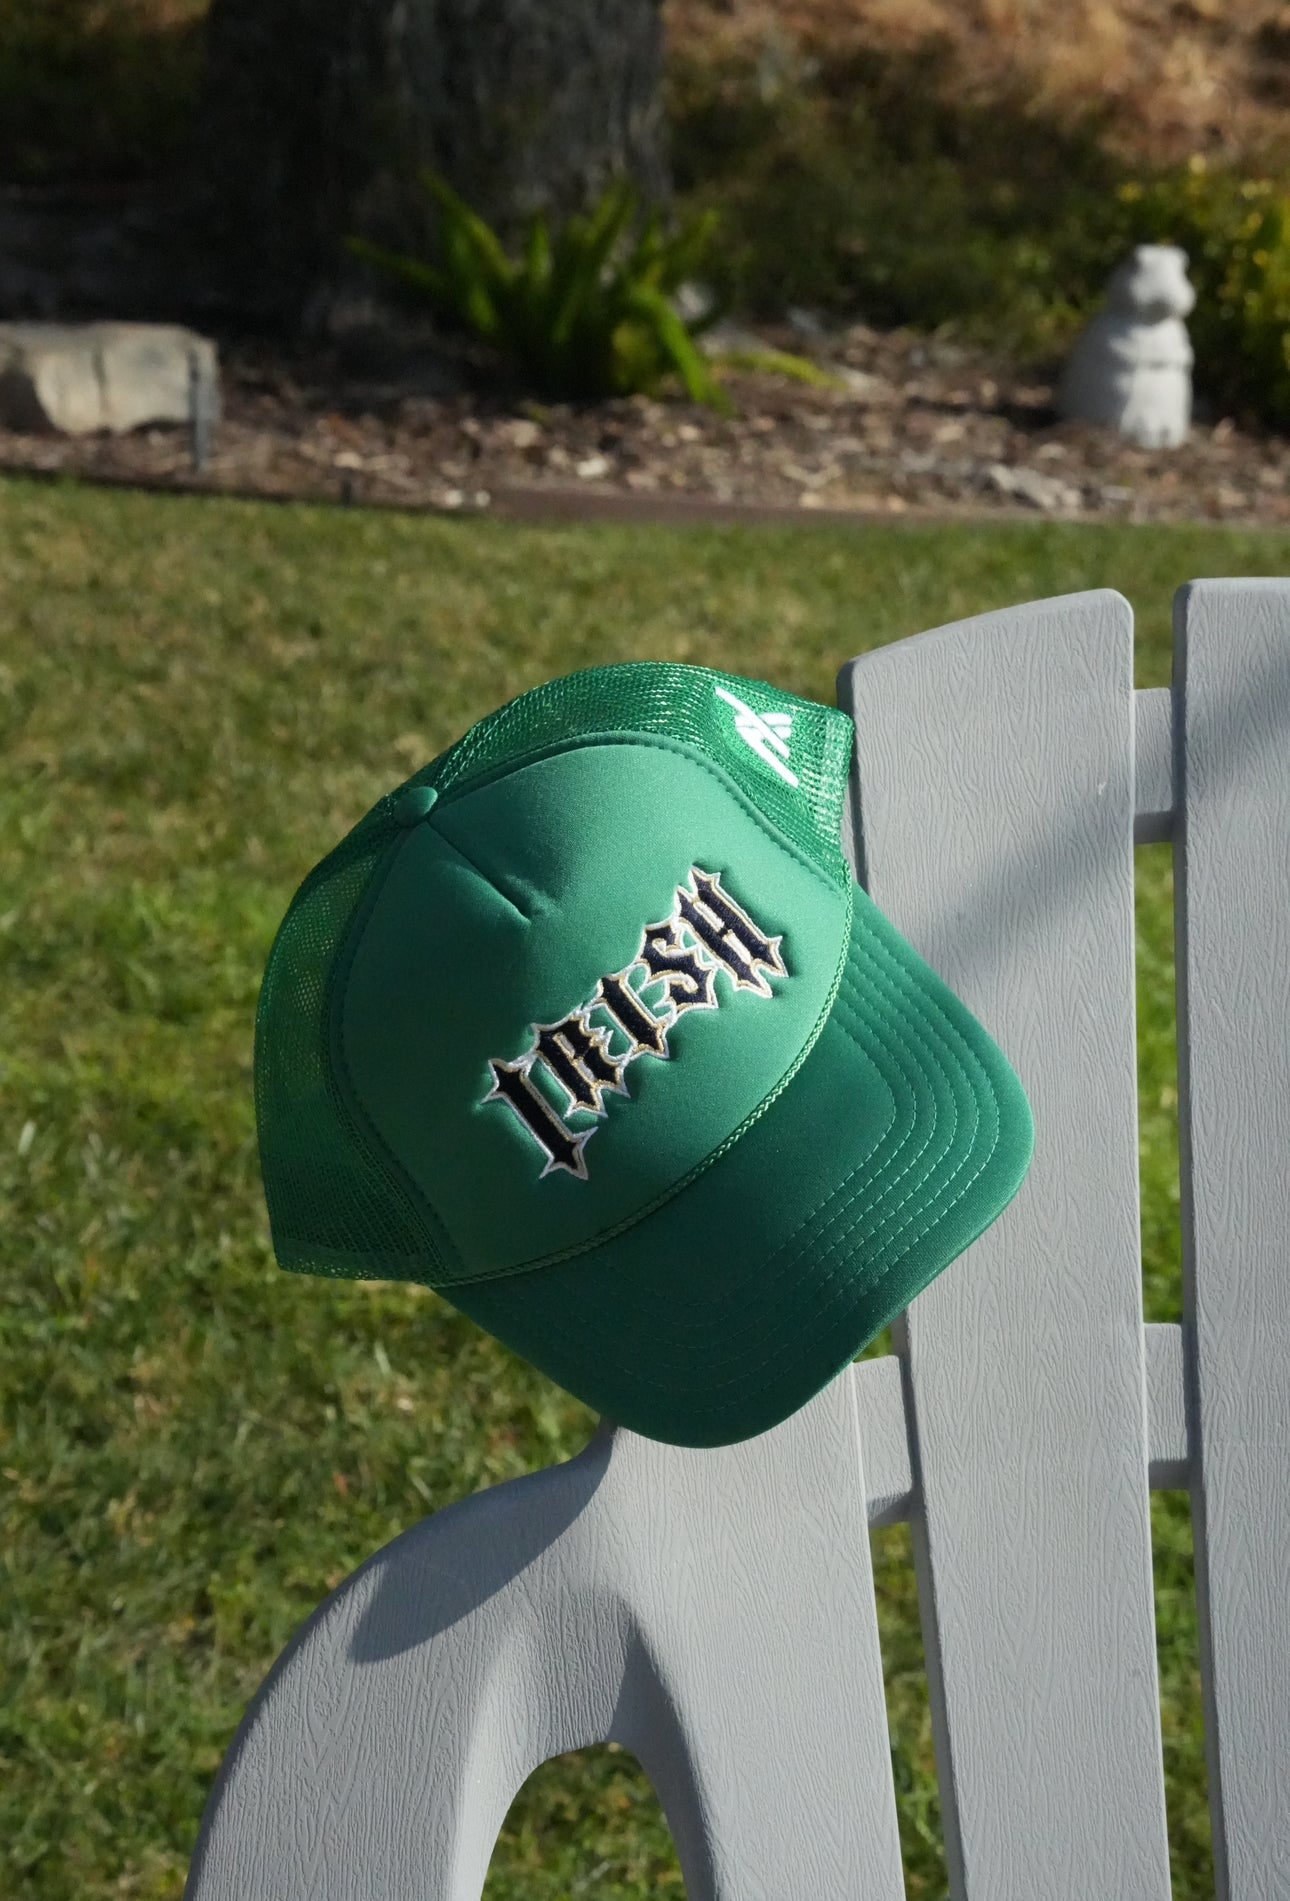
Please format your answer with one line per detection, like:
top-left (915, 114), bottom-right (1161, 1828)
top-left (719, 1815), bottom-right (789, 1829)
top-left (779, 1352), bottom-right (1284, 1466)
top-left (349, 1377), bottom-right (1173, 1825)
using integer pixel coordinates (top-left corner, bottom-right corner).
top-left (1059, 244), bottom-right (1195, 448)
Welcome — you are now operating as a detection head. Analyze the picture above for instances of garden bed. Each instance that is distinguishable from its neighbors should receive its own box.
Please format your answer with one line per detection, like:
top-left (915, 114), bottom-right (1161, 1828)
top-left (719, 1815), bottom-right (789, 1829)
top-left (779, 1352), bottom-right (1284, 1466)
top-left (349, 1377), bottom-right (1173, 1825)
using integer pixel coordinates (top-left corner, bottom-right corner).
top-left (3, 316), bottom-right (1290, 528)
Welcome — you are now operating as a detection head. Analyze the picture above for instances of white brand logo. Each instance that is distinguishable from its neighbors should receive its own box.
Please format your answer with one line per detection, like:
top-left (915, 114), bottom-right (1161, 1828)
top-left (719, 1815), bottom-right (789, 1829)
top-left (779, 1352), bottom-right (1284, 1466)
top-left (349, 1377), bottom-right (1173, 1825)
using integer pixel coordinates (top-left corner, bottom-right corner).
top-left (714, 685), bottom-right (799, 787)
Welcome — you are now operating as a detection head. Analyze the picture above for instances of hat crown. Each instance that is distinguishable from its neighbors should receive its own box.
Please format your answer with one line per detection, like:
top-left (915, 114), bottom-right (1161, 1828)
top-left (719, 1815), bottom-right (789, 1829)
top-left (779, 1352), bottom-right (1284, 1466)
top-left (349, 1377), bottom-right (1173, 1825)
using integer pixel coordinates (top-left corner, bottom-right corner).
top-left (254, 663), bottom-right (855, 1286)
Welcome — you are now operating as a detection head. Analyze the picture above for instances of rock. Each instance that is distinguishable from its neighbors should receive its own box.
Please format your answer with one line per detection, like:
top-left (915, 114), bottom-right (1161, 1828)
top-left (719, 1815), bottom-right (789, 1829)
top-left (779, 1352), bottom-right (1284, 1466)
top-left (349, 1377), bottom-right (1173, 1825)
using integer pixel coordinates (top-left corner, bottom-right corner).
top-left (699, 319), bottom-right (768, 358)
top-left (500, 417), bottom-right (543, 451)
top-left (838, 367), bottom-right (890, 399)
top-left (1058, 245), bottom-right (1195, 449)
top-left (785, 306), bottom-right (826, 337)
top-left (986, 462), bottom-right (1083, 512)
top-left (0, 322), bottom-right (219, 436)
top-left (673, 281), bottom-right (718, 327)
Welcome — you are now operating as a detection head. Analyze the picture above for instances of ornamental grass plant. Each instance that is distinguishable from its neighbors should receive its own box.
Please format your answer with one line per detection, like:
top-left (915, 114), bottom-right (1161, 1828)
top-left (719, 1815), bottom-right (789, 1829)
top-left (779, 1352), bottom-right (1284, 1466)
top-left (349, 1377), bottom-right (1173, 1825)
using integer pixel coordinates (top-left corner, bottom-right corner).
top-left (350, 175), bottom-right (731, 410)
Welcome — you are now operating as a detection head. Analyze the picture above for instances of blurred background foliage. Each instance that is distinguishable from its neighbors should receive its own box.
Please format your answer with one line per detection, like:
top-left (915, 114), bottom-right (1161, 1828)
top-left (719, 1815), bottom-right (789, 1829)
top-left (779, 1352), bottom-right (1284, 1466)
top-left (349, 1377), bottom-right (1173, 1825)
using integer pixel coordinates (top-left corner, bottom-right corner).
top-left (667, 21), bottom-right (1290, 430)
top-left (0, 0), bottom-right (207, 186)
top-left (6, 0), bottom-right (1290, 424)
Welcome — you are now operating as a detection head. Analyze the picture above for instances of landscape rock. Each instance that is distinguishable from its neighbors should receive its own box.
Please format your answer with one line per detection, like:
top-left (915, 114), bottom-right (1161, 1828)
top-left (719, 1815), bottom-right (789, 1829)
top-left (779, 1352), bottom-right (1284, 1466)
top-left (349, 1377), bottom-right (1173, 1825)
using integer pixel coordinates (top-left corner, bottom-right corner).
top-left (699, 318), bottom-right (770, 358)
top-left (986, 462), bottom-right (1083, 511)
top-left (0, 322), bottom-right (219, 436)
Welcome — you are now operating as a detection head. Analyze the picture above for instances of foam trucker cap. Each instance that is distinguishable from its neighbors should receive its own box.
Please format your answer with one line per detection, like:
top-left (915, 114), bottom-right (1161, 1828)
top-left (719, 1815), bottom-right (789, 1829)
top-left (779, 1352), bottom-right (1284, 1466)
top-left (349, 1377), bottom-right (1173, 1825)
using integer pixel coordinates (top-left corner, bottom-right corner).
top-left (255, 662), bottom-right (1033, 1447)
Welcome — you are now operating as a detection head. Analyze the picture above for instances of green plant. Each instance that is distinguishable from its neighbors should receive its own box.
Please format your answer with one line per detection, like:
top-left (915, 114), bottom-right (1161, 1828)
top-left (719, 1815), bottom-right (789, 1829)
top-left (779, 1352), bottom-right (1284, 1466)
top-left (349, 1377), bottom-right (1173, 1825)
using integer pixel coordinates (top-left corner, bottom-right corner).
top-left (350, 174), bottom-right (731, 410)
top-left (1114, 159), bottom-right (1290, 430)
top-left (706, 345), bottom-right (846, 389)
top-left (667, 42), bottom-right (1127, 353)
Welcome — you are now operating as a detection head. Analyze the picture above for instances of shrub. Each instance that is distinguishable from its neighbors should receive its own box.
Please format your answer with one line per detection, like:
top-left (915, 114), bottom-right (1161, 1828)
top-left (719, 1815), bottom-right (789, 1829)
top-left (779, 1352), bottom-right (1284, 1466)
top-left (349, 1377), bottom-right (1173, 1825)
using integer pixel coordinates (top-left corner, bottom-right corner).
top-left (667, 41), bottom-right (1126, 349)
top-left (1114, 159), bottom-right (1290, 430)
top-left (669, 45), bottom-right (1290, 432)
top-left (351, 174), bottom-right (731, 409)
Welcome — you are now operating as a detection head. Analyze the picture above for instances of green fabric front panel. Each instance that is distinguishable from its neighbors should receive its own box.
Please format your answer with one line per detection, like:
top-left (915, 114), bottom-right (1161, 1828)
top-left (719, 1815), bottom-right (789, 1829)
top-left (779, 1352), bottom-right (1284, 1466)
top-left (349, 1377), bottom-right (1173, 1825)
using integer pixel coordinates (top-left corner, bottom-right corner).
top-left (339, 737), bottom-right (848, 1280)
top-left (447, 981), bottom-right (906, 1445)
top-left (446, 887), bottom-right (1035, 1446)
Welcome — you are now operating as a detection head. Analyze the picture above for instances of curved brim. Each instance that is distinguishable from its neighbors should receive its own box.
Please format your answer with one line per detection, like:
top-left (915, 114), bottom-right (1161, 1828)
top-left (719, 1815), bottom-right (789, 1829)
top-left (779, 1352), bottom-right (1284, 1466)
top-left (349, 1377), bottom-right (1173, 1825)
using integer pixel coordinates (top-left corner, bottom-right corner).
top-left (444, 885), bottom-right (1034, 1447)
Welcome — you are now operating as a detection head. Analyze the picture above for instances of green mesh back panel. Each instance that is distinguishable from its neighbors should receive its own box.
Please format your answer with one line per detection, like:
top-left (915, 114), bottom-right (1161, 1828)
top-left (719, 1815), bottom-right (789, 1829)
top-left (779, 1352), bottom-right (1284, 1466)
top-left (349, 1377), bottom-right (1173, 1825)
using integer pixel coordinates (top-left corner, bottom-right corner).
top-left (254, 817), bottom-right (461, 1280)
top-left (410, 662), bottom-right (854, 889)
top-left (255, 662), bottom-right (855, 1281)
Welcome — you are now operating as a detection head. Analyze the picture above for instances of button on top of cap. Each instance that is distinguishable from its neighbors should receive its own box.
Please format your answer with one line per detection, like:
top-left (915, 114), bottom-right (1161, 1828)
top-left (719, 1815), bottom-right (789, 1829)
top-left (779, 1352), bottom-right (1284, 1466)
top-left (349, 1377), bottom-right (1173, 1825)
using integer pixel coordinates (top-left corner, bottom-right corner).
top-left (393, 783), bottom-right (438, 827)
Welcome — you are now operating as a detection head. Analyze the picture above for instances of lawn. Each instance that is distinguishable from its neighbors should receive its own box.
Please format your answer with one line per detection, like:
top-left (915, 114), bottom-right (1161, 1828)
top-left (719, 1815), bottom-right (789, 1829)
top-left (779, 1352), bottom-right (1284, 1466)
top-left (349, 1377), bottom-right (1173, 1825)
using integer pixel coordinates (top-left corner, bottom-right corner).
top-left (4, 474), bottom-right (1289, 1900)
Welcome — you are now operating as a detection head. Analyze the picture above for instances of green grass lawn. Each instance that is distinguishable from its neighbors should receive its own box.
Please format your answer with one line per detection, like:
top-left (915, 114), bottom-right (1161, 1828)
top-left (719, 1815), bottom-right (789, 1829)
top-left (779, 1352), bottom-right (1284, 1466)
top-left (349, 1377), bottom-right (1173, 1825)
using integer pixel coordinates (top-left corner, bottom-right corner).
top-left (4, 474), bottom-right (1288, 1900)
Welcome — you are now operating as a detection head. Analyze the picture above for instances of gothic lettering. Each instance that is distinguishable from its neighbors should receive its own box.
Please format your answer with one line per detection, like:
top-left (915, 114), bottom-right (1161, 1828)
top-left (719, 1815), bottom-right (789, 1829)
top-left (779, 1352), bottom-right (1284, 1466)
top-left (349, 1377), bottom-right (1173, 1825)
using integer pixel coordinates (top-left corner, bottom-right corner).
top-left (534, 1010), bottom-right (627, 1116)
top-left (596, 970), bottom-right (670, 1058)
top-left (677, 869), bottom-right (786, 998)
top-left (639, 918), bottom-right (717, 1014)
top-left (485, 1057), bottom-right (593, 1180)
top-left (483, 866), bottom-right (788, 1180)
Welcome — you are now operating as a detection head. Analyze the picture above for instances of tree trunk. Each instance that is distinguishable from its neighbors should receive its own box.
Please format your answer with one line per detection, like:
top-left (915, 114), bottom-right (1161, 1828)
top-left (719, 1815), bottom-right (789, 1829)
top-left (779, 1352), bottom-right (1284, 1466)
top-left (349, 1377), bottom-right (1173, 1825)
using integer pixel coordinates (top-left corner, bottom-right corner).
top-left (188, 0), bottom-right (670, 326)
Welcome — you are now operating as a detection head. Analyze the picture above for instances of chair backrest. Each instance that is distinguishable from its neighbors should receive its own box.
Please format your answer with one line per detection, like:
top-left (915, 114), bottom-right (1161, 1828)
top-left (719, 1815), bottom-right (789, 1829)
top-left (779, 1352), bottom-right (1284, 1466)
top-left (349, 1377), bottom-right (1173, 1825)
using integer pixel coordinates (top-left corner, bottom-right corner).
top-left (184, 581), bottom-right (1290, 1901)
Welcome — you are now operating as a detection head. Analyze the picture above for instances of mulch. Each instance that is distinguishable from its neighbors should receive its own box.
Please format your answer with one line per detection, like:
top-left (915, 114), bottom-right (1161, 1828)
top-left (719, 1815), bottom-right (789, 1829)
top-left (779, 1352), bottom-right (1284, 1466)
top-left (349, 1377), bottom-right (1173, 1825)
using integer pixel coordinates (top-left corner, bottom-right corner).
top-left (3, 316), bottom-right (1290, 530)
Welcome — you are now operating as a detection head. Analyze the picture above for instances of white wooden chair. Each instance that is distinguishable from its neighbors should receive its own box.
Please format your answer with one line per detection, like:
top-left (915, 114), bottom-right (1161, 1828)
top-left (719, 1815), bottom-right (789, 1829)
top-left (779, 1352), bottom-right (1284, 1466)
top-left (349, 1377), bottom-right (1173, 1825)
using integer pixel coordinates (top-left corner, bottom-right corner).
top-left (184, 581), bottom-right (1290, 1901)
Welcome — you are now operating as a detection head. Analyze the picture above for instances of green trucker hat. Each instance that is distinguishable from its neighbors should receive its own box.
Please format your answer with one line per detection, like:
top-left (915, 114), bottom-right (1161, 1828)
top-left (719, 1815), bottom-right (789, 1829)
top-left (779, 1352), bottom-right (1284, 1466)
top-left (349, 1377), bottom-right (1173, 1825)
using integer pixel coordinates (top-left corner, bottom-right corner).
top-left (254, 661), bottom-right (1033, 1447)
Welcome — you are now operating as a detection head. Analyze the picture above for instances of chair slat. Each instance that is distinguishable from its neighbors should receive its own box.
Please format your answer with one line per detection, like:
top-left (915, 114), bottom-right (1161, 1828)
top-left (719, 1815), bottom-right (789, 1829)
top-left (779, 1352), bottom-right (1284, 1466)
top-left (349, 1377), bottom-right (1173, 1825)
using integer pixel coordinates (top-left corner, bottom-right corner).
top-left (190, 582), bottom-right (1290, 1901)
top-left (609, 1380), bottom-right (906, 1901)
top-left (838, 591), bottom-right (1172, 1901)
top-left (1173, 579), bottom-right (1290, 1901)
top-left (185, 1375), bottom-right (907, 1901)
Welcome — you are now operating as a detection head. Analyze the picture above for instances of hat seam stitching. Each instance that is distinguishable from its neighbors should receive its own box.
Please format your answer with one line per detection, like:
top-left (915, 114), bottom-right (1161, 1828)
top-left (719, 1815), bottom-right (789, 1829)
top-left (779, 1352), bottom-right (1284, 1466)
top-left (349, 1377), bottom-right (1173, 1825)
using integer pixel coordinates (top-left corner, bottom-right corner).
top-left (801, 941), bottom-right (984, 1248)
top-left (740, 934), bottom-right (1004, 1298)
top-left (760, 993), bottom-right (986, 1297)
top-left (430, 826), bottom-right (534, 922)
top-left (323, 824), bottom-right (466, 1281)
